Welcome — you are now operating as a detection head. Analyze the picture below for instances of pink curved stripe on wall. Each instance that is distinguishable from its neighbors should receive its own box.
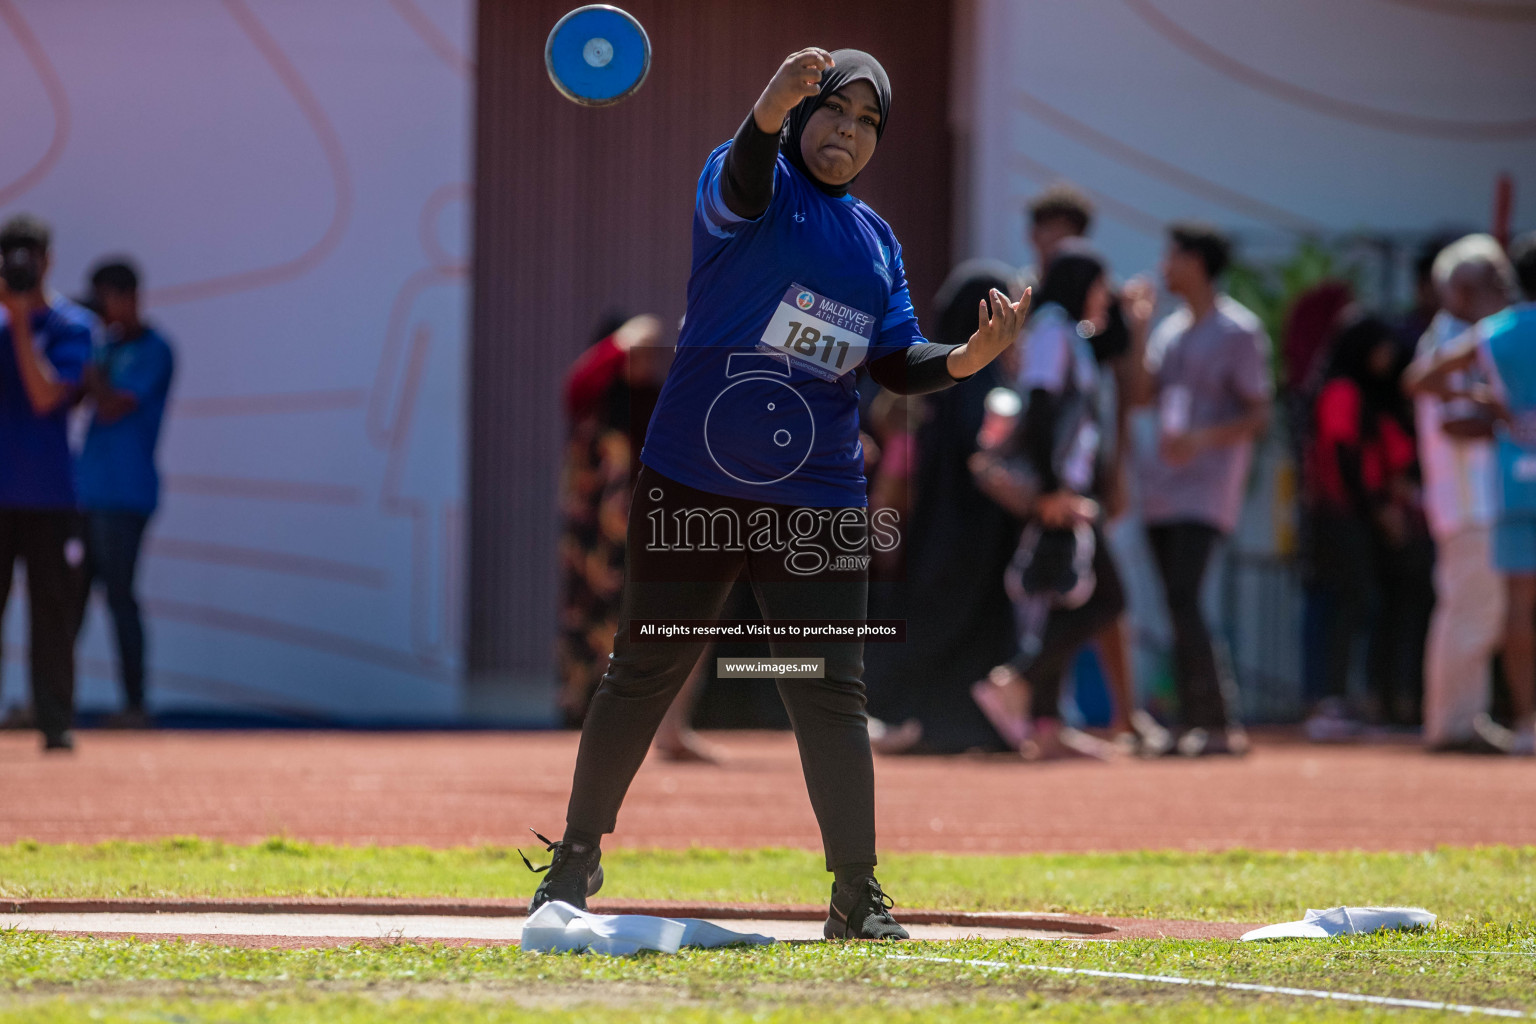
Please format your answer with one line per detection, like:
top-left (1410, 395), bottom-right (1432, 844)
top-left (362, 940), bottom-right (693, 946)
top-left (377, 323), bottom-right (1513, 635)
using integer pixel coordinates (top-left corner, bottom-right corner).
top-left (1123, 0), bottom-right (1536, 140)
top-left (146, 536), bottom-right (389, 588)
top-left (365, 264), bottom-right (465, 449)
top-left (145, 0), bottom-right (354, 306)
top-left (173, 388), bottom-right (369, 418)
top-left (144, 595), bottom-right (450, 679)
top-left (419, 181), bottom-right (470, 270)
top-left (0, 0), bottom-right (70, 208)
top-left (163, 474), bottom-right (363, 506)
top-left (379, 320), bottom-right (440, 656)
top-left (1012, 88), bottom-right (1326, 233)
top-left (1380, 0), bottom-right (1536, 21)
top-left (1007, 151), bottom-right (1167, 238)
top-left (74, 656), bottom-right (337, 721)
top-left (389, 0), bottom-right (474, 78)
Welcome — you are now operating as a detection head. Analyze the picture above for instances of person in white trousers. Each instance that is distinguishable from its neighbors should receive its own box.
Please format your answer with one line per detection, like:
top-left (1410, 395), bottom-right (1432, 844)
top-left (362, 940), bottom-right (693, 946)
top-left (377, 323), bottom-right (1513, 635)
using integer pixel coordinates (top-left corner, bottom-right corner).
top-left (1406, 235), bottom-right (1514, 750)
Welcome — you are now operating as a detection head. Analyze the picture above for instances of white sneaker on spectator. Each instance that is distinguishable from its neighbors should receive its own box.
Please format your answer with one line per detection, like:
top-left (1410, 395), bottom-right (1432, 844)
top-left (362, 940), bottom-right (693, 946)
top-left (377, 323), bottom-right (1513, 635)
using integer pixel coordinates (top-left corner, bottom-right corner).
top-left (1470, 713), bottom-right (1533, 756)
top-left (1130, 709), bottom-right (1174, 757)
top-left (868, 717), bottom-right (924, 756)
top-left (1304, 699), bottom-right (1359, 743)
top-left (1177, 726), bottom-right (1249, 758)
top-left (970, 667), bottom-right (1030, 751)
top-left (1021, 719), bottom-right (1115, 762)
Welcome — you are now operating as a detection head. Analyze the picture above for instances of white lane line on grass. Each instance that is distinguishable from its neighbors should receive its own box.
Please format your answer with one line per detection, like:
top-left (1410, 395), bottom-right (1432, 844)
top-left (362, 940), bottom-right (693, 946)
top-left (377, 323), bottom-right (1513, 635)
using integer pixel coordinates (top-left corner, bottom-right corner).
top-left (872, 953), bottom-right (1529, 1018)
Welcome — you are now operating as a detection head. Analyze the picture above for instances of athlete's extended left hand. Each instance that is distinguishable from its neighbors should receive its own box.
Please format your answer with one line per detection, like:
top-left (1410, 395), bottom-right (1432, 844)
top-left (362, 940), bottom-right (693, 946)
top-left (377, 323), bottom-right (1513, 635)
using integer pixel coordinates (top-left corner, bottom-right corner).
top-left (947, 286), bottom-right (1031, 379)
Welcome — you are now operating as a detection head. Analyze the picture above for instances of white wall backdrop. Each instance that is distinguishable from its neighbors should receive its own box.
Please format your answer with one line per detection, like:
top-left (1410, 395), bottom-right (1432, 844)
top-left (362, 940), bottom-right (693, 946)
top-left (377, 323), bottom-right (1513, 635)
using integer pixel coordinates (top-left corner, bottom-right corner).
top-left (960, 0), bottom-right (1536, 281)
top-left (0, 0), bottom-right (472, 721)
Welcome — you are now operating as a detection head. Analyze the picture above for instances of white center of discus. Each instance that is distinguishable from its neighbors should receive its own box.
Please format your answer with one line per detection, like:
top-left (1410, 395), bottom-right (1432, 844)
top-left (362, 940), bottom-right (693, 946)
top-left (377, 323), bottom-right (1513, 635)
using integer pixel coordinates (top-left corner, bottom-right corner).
top-left (583, 37), bottom-right (613, 67)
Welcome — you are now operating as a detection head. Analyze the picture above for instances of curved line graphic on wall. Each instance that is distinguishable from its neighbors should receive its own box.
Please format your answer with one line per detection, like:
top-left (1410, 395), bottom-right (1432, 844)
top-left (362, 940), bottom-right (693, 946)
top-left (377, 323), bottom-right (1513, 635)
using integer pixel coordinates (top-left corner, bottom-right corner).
top-left (77, 656), bottom-right (338, 723)
top-left (1123, 0), bottom-right (1536, 140)
top-left (1006, 152), bottom-right (1166, 238)
top-left (1011, 88), bottom-right (1325, 233)
top-left (173, 388), bottom-right (369, 419)
top-left (389, 0), bottom-right (474, 77)
top-left (146, 0), bottom-right (355, 307)
top-left (0, 0), bottom-right (70, 208)
top-left (145, 596), bottom-right (450, 679)
top-left (1379, 0), bottom-right (1536, 21)
top-left (367, 184), bottom-right (469, 450)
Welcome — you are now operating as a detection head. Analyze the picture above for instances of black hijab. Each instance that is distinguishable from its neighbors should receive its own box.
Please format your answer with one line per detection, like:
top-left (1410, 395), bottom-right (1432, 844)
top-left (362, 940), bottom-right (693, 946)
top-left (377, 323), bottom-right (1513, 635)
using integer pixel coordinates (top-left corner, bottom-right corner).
top-left (1325, 312), bottom-right (1408, 437)
top-left (780, 48), bottom-right (891, 198)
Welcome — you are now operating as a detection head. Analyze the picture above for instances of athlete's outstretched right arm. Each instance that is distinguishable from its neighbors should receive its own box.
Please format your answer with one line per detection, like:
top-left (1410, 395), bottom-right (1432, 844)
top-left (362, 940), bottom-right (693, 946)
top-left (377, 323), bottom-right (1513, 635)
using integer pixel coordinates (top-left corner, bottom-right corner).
top-left (720, 48), bottom-right (834, 220)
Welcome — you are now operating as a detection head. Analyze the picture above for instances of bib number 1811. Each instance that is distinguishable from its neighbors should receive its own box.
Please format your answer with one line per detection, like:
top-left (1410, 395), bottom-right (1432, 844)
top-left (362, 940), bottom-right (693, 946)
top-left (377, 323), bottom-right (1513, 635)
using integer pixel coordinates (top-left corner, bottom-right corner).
top-left (783, 321), bottom-right (851, 371)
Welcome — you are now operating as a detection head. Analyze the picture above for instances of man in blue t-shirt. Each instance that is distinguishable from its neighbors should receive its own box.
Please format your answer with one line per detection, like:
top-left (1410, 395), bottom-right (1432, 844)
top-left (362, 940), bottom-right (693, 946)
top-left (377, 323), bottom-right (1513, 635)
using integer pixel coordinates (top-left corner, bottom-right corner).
top-left (74, 259), bottom-right (174, 727)
top-left (0, 214), bottom-right (95, 751)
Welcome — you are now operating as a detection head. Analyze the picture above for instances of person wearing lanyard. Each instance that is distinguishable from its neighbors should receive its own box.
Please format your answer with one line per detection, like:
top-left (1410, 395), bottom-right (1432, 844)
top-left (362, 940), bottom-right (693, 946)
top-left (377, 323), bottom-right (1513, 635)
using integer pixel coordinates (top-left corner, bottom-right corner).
top-left (525, 48), bottom-right (1029, 939)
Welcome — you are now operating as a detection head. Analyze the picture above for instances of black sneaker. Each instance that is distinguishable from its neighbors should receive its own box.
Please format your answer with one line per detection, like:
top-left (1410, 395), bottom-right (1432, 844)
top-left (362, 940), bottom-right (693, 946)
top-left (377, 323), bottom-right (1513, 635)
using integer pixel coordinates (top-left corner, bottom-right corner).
top-left (42, 730), bottom-right (75, 752)
top-left (824, 876), bottom-right (909, 941)
top-left (522, 829), bottom-right (604, 913)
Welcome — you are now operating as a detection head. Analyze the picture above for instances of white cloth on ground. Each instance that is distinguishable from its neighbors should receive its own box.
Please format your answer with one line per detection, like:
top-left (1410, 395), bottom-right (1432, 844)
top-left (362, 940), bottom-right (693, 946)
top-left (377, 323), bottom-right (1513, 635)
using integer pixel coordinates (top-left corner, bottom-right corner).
top-left (520, 900), bottom-right (776, 955)
top-left (1241, 906), bottom-right (1436, 942)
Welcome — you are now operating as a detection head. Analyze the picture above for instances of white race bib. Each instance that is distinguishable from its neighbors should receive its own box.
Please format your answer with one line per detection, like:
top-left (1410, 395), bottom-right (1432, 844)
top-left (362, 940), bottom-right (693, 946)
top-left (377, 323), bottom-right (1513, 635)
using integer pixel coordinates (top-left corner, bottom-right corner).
top-left (756, 283), bottom-right (876, 382)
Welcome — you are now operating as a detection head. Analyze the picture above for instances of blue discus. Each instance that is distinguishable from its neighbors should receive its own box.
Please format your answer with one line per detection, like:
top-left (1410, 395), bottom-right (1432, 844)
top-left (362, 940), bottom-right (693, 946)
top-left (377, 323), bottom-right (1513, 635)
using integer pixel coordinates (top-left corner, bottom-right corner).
top-left (545, 5), bottom-right (652, 107)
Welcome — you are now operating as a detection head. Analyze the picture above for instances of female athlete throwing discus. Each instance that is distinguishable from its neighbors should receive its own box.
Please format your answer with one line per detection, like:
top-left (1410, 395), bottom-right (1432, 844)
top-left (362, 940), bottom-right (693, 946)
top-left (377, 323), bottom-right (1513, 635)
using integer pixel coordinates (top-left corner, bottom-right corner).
top-left (528, 47), bottom-right (1029, 940)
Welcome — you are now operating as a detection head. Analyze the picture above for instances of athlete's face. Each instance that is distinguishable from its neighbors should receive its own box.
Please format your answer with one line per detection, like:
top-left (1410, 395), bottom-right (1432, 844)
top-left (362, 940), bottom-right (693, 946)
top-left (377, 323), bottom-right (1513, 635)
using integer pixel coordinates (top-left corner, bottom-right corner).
top-left (799, 79), bottom-right (880, 187)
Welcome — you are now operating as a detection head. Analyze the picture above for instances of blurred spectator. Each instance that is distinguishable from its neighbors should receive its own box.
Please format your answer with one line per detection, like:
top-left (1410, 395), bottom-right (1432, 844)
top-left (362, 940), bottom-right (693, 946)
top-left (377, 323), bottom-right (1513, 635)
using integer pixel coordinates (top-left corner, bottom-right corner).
top-left (1305, 314), bottom-right (1433, 737)
top-left (0, 214), bottom-right (94, 751)
top-left (1283, 281), bottom-right (1355, 704)
top-left (969, 247), bottom-right (1124, 760)
top-left (72, 258), bottom-right (175, 729)
top-left (1133, 222), bottom-right (1271, 757)
top-left (1018, 185), bottom-right (1152, 749)
top-left (1025, 185), bottom-right (1093, 279)
top-left (1405, 235), bottom-right (1512, 750)
top-left (1396, 232), bottom-right (1468, 355)
top-left (864, 389), bottom-right (913, 557)
top-left (1283, 281), bottom-right (1355, 407)
top-left (556, 314), bottom-right (716, 760)
top-left (862, 261), bottom-right (1021, 754)
top-left (1408, 231), bottom-right (1536, 755)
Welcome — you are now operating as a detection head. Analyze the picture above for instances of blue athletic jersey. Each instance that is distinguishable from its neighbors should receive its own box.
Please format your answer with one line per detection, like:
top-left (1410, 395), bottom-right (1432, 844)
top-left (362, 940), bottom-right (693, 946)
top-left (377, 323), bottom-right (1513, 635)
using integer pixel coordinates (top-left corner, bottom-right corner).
top-left (0, 297), bottom-right (95, 510)
top-left (77, 326), bottom-right (175, 514)
top-left (1480, 303), bottom-right (1536, 515)
top-left (640, 143), bottom-right (926, 507)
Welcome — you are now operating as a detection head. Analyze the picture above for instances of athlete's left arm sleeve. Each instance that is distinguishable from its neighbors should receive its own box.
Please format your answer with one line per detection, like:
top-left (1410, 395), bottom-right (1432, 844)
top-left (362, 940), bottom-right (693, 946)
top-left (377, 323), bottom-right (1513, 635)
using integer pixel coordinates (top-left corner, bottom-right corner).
top-left (866, 241), bottom-right (969, 395)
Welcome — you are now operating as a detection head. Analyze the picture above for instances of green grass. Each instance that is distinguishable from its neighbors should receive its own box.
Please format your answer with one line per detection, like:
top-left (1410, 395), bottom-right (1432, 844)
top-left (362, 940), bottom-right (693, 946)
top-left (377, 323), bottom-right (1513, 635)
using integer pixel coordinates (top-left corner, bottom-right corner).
top-left (5, 995), bottom-right (1506, 1024)
top-left (2, 839), bottom-right (1533, 924)
top-left (1, 841), bottom-right (1533, 1021)
top-left (1, 927), bottom-right (1533, 1021)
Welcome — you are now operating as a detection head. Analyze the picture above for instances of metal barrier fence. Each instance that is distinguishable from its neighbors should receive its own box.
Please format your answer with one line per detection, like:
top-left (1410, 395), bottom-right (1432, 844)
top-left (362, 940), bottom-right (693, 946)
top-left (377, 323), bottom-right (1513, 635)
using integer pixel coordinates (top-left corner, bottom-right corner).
top-left (1220, 551), bottom-right (1307, 724)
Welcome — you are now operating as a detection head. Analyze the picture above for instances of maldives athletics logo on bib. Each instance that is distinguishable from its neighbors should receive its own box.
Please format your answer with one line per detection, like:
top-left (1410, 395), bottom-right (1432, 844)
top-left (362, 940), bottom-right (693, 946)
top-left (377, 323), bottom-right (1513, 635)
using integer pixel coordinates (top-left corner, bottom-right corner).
top-left (795, 291), bottom-right (815, 311)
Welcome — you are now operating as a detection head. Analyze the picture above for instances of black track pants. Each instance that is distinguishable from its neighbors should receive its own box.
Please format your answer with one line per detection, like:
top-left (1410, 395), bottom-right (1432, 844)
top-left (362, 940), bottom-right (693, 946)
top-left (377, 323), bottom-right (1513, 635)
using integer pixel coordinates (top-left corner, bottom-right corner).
top-left (0, 508), bottom-right (79, 737)
top-left (1146, 520), bottom-right (1237, 730)
top-left (565, 465), bottom-right (876, 871)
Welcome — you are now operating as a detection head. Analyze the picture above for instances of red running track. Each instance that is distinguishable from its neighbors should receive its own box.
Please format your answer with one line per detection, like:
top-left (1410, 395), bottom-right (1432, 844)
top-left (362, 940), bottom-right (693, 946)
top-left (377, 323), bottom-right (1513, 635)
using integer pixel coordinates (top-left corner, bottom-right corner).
top-left (0, 730), bottom-right (1528, 851)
